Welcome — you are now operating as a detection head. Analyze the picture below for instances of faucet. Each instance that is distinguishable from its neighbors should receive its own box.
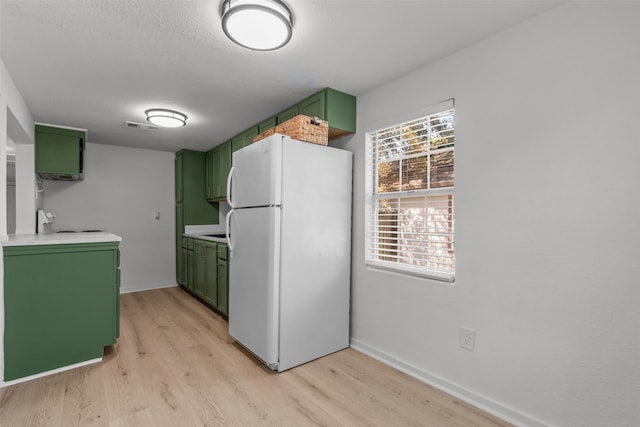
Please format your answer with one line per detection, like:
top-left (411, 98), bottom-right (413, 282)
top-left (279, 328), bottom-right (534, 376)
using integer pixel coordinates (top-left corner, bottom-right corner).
top-left (37, 209), bottom-right (55, 234)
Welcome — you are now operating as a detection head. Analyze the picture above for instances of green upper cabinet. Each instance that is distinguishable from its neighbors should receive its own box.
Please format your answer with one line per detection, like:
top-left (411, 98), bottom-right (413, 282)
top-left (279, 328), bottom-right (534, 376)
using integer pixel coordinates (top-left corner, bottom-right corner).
top-left (175, 150), bottom-right (218, 224)
top-left (298, 91), bottom-right (325, 120)
top-left (35, 124), bottom-right (86, 180)
top-left (209, 142), bottom-right (231, 201)
top-left (258, 117), bottom-right (277, 133)
top-left (230, 134), bottom-right (244, 154)
top-left (299, 88), bottom-right (356, 139)
top-left (259, 88), bottom-right (355, 141)
top-left (205, 150), bottom-right (214, 201)
top-left (175, 150), bottom-right (219, 286)
top-left (175, 155), bottom-right (183, 203)
top-left (232, 126), bottom-right (259, 152)
top-left (277, 105), bottom-right (298, 124)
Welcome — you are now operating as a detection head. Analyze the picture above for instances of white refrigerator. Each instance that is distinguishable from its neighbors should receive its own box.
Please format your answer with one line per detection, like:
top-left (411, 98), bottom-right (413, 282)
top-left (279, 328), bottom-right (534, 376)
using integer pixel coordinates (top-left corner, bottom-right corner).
top-left (225, 134), bottom-right (353, 372)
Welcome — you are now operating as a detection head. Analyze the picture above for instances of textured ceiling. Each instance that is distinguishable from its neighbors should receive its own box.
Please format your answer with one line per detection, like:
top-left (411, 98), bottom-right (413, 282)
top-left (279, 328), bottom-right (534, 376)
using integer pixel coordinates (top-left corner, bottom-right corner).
top-left (1, 1), bottom-right (561, 152)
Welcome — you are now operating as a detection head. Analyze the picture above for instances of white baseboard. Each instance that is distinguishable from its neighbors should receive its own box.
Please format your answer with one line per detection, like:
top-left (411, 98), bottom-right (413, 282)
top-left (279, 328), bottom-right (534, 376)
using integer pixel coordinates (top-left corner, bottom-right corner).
top-left (350, 338), bottom-right (549, 427)
top-left (1, 357), bottom-right (102, 388)
top-left (120, 282), bottom-right (177, 294)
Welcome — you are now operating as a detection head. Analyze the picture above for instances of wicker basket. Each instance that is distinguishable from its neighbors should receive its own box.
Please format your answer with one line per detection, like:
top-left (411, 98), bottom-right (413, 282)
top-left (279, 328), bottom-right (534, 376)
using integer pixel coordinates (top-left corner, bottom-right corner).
top-left (253, 115), bottom-right (329, 145)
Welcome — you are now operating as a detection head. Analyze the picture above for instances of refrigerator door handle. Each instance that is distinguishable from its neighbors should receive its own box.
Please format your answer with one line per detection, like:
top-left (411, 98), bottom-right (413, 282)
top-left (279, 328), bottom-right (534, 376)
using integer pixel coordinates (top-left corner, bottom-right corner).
top-left (227, 166), bottom-right (236, 208)
top-left (226, 209), bottom-right (234, 258)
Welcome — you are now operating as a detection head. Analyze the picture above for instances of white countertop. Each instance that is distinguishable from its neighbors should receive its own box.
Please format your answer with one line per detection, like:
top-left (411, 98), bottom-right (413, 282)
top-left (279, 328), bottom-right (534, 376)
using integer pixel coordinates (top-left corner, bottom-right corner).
top-left (184, 233), bottom-right (227, 244)
top-left (2, 232), bottom-right (122, 247)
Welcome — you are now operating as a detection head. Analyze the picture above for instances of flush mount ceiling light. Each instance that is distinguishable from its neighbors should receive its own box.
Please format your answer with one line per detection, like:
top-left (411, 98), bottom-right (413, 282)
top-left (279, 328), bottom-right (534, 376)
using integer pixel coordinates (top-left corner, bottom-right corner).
top-left (221, 0), bottom-right (293, 51)
top-left (145, 109), bottom-right (187, 128)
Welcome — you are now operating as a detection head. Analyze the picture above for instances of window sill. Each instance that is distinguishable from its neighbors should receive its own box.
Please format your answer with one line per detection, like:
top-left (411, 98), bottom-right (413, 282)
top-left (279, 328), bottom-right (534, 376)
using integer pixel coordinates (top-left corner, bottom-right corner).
top-left (365, 260), bottom-right (455, 283)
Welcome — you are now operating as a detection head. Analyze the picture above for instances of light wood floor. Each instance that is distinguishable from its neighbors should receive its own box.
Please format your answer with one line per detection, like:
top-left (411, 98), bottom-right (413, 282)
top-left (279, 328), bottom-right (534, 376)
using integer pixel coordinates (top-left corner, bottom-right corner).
top-left (0, 287), bottom-right (511, 426)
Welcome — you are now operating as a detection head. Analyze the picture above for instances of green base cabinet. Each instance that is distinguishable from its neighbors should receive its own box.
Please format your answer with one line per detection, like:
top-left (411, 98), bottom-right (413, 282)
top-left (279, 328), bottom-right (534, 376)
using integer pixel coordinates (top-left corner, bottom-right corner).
top-left (182, 237), bottom-right (195, 293)
top-left (204, 243), bottom-right (218, 308)
top-left (184, 238), bottom-right (228, 316)
top-left (217, 245), bottom-right (229, 316)
top-left (194, 240), bottom-right (206, 299)
top-left (3, 242), bottom-right (120, 381)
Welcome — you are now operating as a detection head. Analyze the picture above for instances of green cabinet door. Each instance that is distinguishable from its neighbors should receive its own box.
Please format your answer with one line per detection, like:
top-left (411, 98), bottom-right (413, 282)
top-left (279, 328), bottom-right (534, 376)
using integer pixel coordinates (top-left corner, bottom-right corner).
top-left (3, 242), bottom-right (119, 381)
top-left (205, 150), bottom-right (215, 201)
top-left (178, 151), bottom-right (218, 224)
top-left (242, 127), bottom-right (259, 148)
top-left (35, 125), bottom-right (85, 179)
top-left (231, 134), bottom-right (244, 153)
top-left (277, 105), bottom-right (298, 124)
top-left (271, 88), bottom-right (355, 139)
top-left (204, 243), bottom-right (218, 307)
top-left (217, 258), bottom-right (229, 316)
top-left (258, 117), bottom-right (277, 133)
top-left (175, 154), bottom-right (183, 203)
top-left (183, 238), bottom-right (195, 293)
top-left (181, 247), bottom-right (189, 290)
top-left (116, 258), bottom-right (121, 339)
top-left (298, 91), bottom-right (326, 120)
top-left (175, 150), bottom-right (219, 285)
top-left (298, 88), bottom-right (356, 138)
top-left (176, 203), bottom-right (184, 285)
top-left (231, 127), bottom-right (258, 153)
top-left (213, 142), bottom-right (232, 199)
top-left (194, 241), bottom-right (206, 298)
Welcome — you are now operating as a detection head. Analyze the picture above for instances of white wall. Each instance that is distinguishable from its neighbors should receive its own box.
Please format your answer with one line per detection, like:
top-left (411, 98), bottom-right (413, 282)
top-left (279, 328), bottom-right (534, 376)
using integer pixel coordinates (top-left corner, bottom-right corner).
top-left (42, 142), bottom-right (176, 293)
top-left (338, 3), bottom-right (640, 427)
top-left (0, 55), bottom-right (36, 385)
top-left (13, 141), bottom-right (35, 234)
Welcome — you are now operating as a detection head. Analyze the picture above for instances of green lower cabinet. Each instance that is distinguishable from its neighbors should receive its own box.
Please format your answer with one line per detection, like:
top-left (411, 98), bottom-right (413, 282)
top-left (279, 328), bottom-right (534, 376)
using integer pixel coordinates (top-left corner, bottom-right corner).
top-left (194, 241), bottom-right (207, 299)
top-left (204, 243), bottom-right (218, 307)
top-left (186, 239), bottom-right (228, 315)
top-left (217, 258), bottom-right (229, 316)
top-left (181, 238), bottom-right (195, 292)
top-left (176, 204), bottom-right (184, 285)
top-left (3, 242), bottom-right (120, 381)
top-left (186, 247), bottom-right (195, 293)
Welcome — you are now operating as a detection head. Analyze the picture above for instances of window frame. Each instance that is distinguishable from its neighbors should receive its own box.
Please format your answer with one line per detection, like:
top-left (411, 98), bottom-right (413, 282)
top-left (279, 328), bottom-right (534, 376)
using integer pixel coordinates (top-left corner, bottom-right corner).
top-left (364, 100), bottom-right (455, 282)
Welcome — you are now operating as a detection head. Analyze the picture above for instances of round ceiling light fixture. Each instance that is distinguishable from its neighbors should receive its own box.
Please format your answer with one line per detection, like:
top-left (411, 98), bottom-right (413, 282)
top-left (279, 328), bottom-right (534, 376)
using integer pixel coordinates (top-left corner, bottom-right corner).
top-left (145, 109), bottom-right (187, 128)
top-left (221, 0), bottom-right (293, 51)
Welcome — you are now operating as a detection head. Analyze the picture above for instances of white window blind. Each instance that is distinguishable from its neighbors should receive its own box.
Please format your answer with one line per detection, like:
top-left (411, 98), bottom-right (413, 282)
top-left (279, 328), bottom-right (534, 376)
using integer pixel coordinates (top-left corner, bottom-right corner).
top-left (365, 105), bottom-right (455, 281)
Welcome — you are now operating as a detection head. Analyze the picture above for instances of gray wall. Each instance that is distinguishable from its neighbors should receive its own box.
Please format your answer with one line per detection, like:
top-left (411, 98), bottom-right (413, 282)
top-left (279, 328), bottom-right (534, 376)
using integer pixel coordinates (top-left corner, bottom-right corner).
top-left (43, 142), bottom-right (175, 293)
top-left (336, 2), bottom-right (640, 426)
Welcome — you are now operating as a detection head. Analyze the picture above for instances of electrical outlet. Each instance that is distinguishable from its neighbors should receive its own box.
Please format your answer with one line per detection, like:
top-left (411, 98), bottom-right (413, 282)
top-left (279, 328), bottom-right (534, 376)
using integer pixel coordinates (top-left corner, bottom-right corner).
top-left (460, 327), bottom-right (475, 351)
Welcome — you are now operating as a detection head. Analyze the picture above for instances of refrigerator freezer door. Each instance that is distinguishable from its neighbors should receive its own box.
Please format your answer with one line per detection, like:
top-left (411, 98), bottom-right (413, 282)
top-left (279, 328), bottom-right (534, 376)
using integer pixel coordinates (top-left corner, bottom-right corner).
top-left (228, 134), bottom-right (283, 209)
top-left (228, 206), bottom-right (281, 368)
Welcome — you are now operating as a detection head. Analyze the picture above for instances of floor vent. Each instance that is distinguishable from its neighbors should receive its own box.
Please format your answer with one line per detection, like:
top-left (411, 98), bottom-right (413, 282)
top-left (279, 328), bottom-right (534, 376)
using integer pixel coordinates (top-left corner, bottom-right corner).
top-left (125, 121), bottom-right (160, 131)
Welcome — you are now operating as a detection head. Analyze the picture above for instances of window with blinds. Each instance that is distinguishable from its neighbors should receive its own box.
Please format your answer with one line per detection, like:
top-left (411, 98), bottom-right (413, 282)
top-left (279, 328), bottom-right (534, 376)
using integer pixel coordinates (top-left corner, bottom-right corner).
top-left (365, 105), bottom-right (455, 281)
